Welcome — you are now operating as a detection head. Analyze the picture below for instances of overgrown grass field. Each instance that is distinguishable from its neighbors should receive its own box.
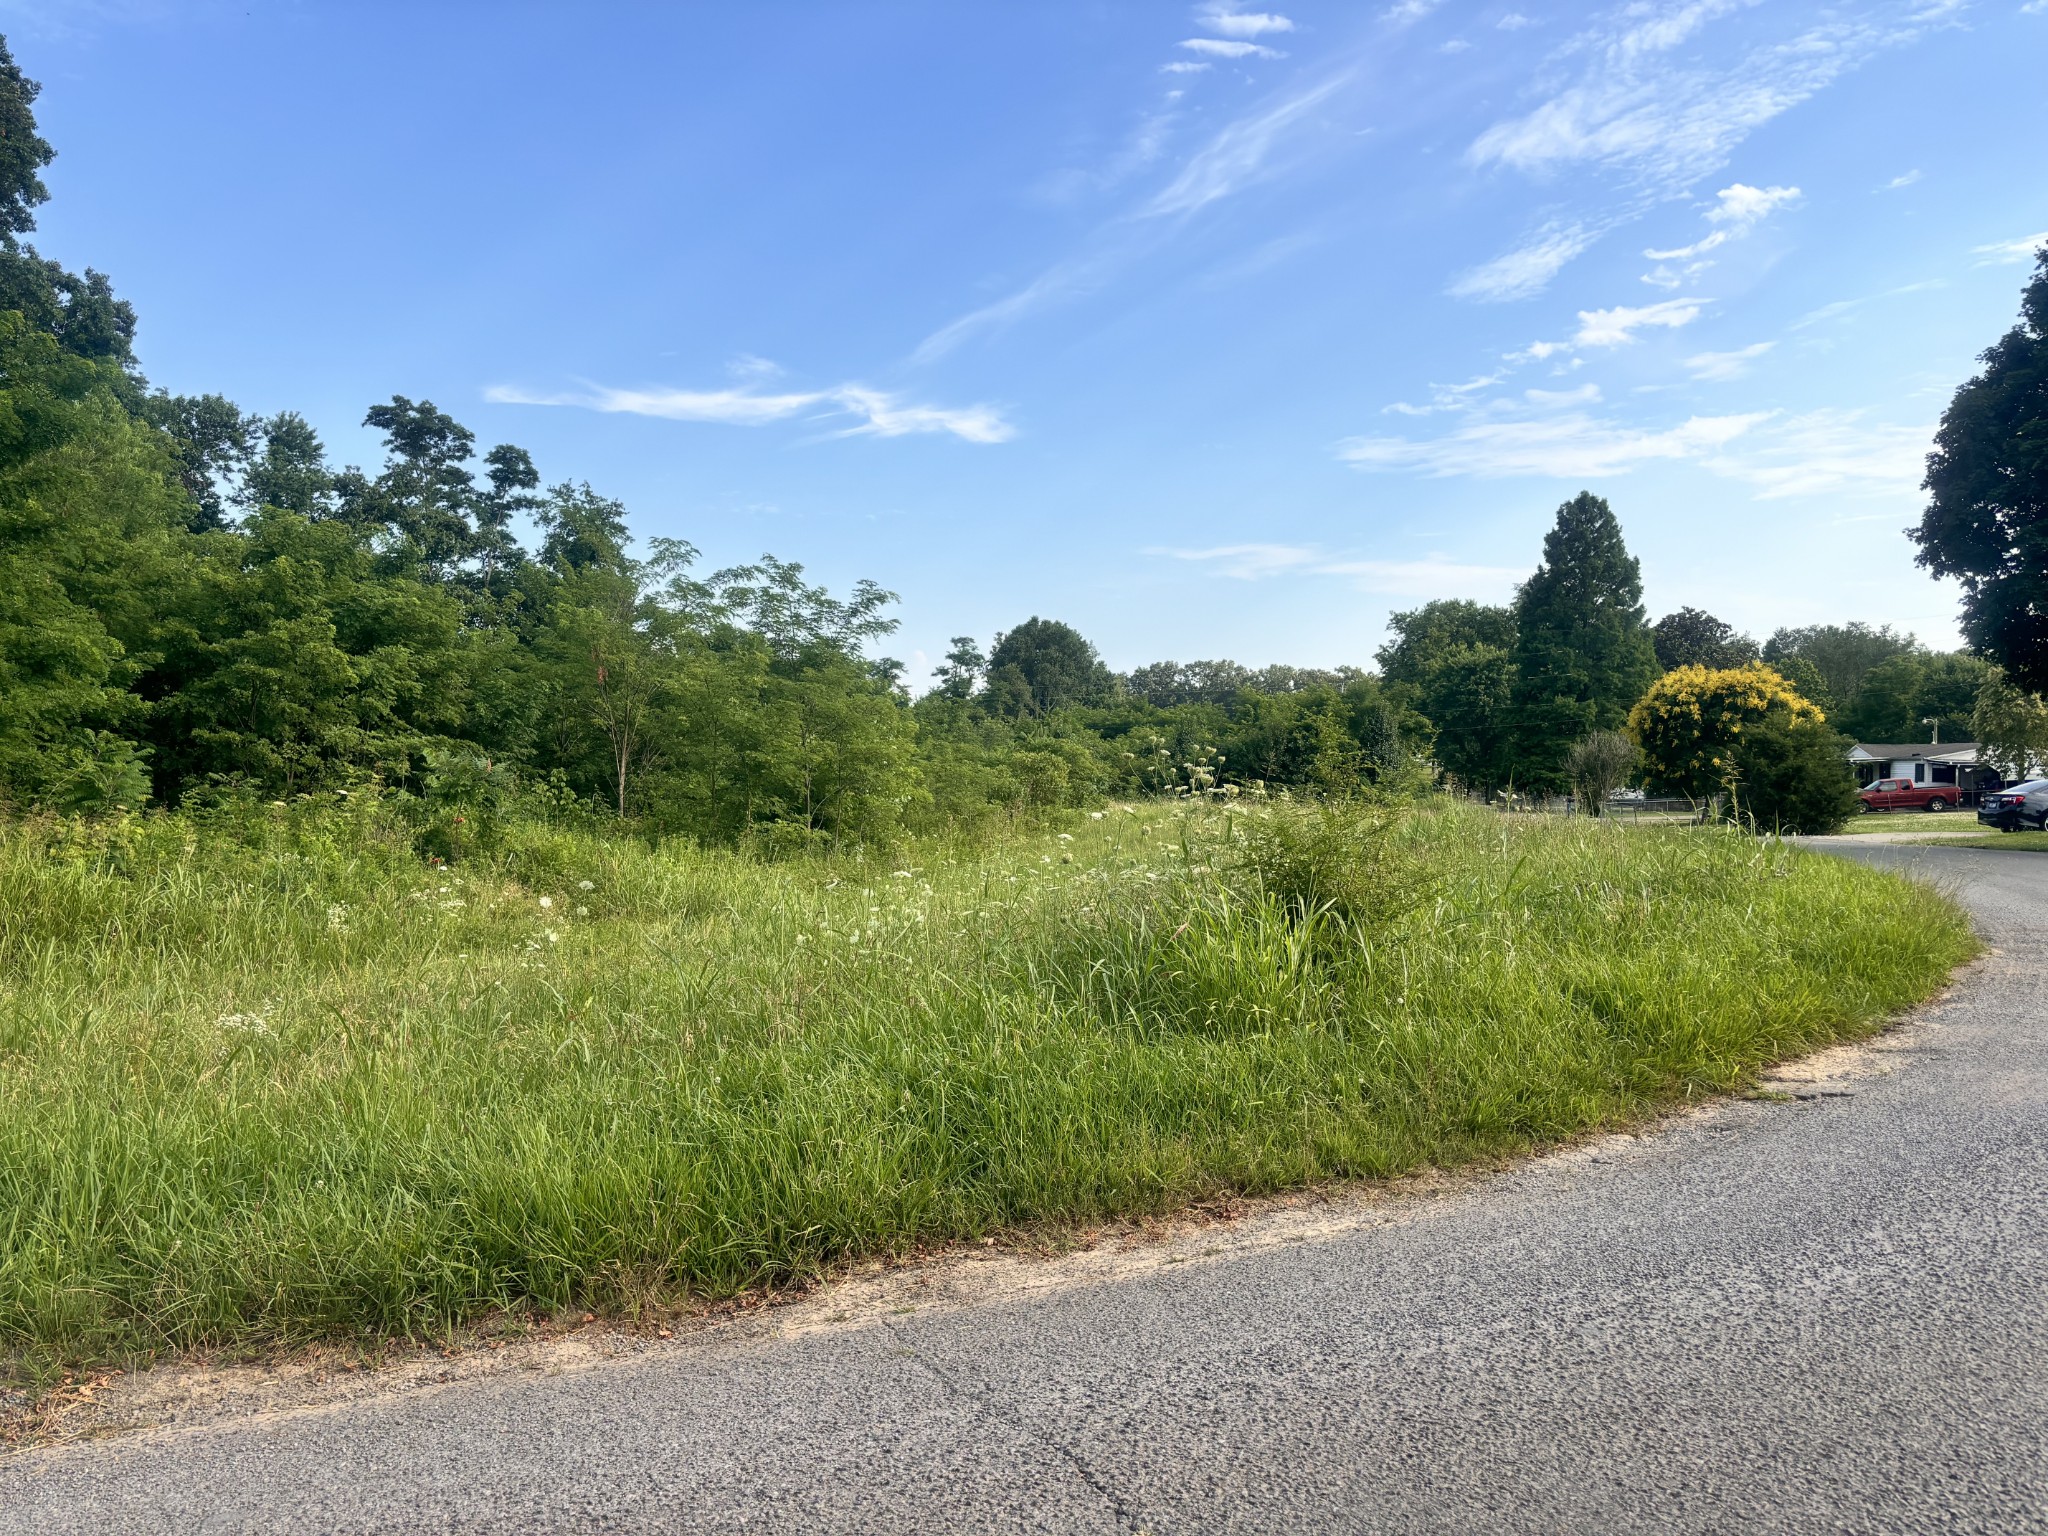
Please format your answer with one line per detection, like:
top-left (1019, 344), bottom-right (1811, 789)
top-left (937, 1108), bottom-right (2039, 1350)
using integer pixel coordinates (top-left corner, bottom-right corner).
top-left (0, 796), bottom-right (1974, 1373)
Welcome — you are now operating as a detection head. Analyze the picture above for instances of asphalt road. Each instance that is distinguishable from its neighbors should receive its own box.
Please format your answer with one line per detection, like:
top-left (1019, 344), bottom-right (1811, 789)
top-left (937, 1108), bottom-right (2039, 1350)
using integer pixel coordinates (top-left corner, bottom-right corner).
top-left (4, 844), bottom-right (2044, 1534)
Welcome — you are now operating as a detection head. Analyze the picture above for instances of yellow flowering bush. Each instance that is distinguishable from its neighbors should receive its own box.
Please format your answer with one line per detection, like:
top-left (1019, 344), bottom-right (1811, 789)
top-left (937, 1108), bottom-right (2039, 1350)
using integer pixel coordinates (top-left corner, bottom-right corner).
top-left (1627, 663), bottom-right (1824, 796)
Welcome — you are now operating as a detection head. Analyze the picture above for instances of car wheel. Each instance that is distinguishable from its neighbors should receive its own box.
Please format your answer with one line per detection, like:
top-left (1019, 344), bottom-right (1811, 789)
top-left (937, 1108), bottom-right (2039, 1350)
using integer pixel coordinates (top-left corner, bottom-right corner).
top-left (1926, 796), bottom-right (1947, 813)
top-left (1855, 801), bottom-right (1870, 814)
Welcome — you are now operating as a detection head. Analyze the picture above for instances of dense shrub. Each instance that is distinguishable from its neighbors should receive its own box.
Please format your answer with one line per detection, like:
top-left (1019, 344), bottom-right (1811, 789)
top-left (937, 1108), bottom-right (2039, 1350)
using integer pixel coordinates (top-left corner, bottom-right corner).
top-left (1628, 663), bottom-right (1824, 798)
top-left (1730, 715), bottom-right (1863, 834)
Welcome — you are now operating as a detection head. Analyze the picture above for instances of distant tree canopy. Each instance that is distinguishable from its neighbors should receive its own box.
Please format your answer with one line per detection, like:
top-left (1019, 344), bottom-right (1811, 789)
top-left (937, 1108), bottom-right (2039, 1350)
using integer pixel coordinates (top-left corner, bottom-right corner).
top-left (1652, 607), bottom-right (1758, 672)
top-left (984, 617), bottom-right (1111, 717)
top-left (1763, 622), bottom-right (1919, 721)
top-left (1121, 658), bottom-right (1365, 708)
top-left (1508, 493), bottom-right (1659, 791)
top-left (1376, 600), bottom-right (1516, 687)
top-left (1913, 248), bottom-right (2048, 695)
top-left (1840, 651), bottom-right (1998, 745)
top-left (0, 32), bottom-right (2024, 836)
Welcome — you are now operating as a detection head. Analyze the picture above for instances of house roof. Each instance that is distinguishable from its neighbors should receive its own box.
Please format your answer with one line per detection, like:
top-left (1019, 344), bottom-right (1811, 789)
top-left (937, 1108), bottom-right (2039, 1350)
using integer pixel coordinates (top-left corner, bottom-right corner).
top-left (1849, 742), bottom-right (1980, 763)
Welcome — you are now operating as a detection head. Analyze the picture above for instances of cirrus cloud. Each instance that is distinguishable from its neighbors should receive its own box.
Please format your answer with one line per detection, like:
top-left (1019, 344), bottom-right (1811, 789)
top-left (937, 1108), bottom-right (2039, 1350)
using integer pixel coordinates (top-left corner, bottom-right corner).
top-left (485, 375), bottom-right (1013, 444)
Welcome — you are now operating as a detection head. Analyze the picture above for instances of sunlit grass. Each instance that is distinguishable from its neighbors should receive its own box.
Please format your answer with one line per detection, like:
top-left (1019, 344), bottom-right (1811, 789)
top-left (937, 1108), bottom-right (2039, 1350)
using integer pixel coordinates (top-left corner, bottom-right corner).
top-left (0, 795), bottom-right (1975, 1373)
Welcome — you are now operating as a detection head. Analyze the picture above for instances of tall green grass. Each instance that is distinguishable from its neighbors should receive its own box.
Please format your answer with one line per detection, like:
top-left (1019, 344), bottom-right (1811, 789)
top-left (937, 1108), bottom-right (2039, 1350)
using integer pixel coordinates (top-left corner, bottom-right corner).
top-left (0, 795), bottom-right (1974, 1369)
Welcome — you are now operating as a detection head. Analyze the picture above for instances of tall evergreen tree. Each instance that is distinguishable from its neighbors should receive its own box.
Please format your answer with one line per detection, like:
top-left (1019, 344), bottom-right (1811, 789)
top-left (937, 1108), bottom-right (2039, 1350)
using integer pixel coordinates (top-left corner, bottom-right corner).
top-left (1508, 492), bottom-right (1657, 790)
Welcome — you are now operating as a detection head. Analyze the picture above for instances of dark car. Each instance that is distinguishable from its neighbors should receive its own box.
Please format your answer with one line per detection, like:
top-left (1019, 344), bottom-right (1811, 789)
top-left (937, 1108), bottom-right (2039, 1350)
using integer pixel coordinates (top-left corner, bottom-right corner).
top-left (1978, 779), bottom-right (2048, 831)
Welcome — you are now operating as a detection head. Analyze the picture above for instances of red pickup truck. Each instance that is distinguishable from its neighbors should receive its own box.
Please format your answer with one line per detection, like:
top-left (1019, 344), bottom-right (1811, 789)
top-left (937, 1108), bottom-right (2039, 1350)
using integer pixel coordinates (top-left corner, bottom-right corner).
top-left (1858, 776), bottom-right (1957, 813)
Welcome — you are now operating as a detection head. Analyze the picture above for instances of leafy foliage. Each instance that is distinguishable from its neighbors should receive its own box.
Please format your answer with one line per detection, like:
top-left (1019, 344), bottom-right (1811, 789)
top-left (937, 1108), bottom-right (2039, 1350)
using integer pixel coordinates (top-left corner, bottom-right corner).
top-left (1972, 675), bottom-right (2048, 780)
top-left (985, 617), bottom-right (1112, 717)
top-left (1913, 249), bottom-right (2048, 694)
top-left (1840, 650), bottom-right (1997, 745)
top-left (1762, 622), bottom-right (1919, 720)
top-left (1627, 663), bottom-right (1823, 798)
top-left (1652, 607), bottom-right (1758, 671)
top-left (1729, 714), bottom-right (1861, 835)
top-left (1564, 730), bottom-right (1637, 812)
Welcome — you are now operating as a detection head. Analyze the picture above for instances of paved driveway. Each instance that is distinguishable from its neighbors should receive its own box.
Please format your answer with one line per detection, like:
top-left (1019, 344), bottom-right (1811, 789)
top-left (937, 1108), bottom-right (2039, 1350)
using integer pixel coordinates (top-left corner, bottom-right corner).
top-left (3, 844), bottom-right (2043, 1533)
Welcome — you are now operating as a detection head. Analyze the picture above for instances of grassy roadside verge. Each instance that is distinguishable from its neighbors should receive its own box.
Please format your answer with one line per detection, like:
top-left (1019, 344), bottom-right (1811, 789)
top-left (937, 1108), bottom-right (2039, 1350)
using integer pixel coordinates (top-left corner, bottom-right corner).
top-left (1831, 810), bottom-right (1983, 834)
top-left (0, 797), bottom-right (1976, 1379)
top-left (1911, 831), bottom-right (2048, 851)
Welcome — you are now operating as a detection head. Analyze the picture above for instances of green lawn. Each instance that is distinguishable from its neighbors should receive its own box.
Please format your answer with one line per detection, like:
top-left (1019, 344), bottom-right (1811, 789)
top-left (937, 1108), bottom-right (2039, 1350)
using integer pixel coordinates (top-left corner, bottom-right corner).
top-left (1832, 808), bottom-right (1984, 834)
top-left (1920, 830), bottom-right (2048, 851)
top-left (0, 795), bottom-right (1976, 1377)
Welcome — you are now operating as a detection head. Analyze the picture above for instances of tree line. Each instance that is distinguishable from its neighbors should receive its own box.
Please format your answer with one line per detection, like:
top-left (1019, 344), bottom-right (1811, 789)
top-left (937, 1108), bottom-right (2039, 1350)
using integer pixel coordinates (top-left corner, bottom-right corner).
top-left (4, 35), bottom-right (2046, 841)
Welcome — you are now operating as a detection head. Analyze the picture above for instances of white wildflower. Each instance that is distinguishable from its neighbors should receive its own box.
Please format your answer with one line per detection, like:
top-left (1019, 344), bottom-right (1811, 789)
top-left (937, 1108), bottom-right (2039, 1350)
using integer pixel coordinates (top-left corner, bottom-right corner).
top-left (1089, 811), bottom-right (1105, 820)
top-left (538, 895), bottom-right (553, 910)
top-left (216, 1012), bottom-right (272, 1037)
top-left (575, 905), bottom-right (589, 917)
top-left (325, 904), bottom-right (349, 932)
top-left (544, 929), bottom-right (561, 944)
top-left (577, 880), bottom-right (595, 891)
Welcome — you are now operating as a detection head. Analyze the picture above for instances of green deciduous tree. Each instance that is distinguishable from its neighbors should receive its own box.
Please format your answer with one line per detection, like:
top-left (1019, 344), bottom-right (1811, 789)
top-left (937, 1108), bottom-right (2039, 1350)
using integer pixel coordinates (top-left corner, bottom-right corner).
top-left (1841, 651), bottom-right (1996, 744)
top-left (1375, 600), bottom-right (1516, 686)
top-left (1651, 607), bottom-right (1758, 671)
top-left (1762, 622), bottom-right (1919, 722)
top-left (1971, 675), bottom-right (2048, 781)
top-left (1508, 493), bottom-right (1658, 791)
top-left (1565, 730), bottom-right (1637, 814)
top-left (1912, 248), bottom-right (2048, 694)
top-left (984, 617), bottom-right (1111, 717)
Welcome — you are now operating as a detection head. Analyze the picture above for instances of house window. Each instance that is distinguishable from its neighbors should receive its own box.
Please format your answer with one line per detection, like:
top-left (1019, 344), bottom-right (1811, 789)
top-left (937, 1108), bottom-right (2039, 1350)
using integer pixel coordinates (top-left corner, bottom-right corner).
top-left (1915, 762), bottom-right (1927, 783)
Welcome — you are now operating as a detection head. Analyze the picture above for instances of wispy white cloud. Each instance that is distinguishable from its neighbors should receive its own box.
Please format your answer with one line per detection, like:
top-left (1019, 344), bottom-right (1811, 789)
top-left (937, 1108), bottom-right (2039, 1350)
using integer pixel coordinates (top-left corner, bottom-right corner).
top-left (911, 259), bottom-right (1101, 364)
top-left (1316, 557), bottom-right (1527, 598)
top-left (1157, 542), bottom-right (1317, 578)
top-left (1972, 231), bottom-right (2048, 266)
top-left (1572, 296), bottom-right (1705, 346)
top-left (1448, 221), bottom-right (1596, 301)
top-left (1701, 409), bottom-right (1930, 498)
top-left (1524, 382), bottom-right (1602, 408)
top-left (1383, 372), bottom-right (1506, 415)
top-left (1339, 394), bottom-right (1929, 498)
top-left (1496, 11), bottom-right (1536, 28)
top-left (1338, 406), bottom-right (1766, 479)
top-left (1178, 37), bottom-right (1283, 58)
top-left (485, 377), bottom-right (1013, 445)
top-left (1144, 74), bottom-right (1346, 216)
top-left (1790, 278), bottom-right (1945, 330)
top-left (1158, 543), bottom-right (1521, 597)
top-left (1643, 182), bottom-right (1800, 260)
top-left (1468, 0), bottom-right (1937, 193)
top-left (1196, 2), bottom-right (1295, 38)
top-left (1382, 0), bottom-right (1442, 22)
top-left (1161, 60), bottom-right (1214, 73)
top-left (913, 72), bottom-right (1344, 360)
top-left (1881, 169), bottom-right (1922, 191)
top-left (1685, 341), bottom-right (1774, 380)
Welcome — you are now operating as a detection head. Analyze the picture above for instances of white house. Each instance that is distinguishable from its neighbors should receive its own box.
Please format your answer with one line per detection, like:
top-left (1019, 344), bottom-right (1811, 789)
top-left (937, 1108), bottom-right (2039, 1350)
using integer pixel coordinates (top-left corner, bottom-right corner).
top-left (1847, 742), bottom-right (2007, 804)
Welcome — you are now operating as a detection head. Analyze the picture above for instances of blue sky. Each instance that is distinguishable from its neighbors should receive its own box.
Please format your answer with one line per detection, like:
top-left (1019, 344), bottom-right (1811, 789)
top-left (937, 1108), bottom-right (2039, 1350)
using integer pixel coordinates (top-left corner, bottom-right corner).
top-left (11, 0), bottom-right (2047, 683)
